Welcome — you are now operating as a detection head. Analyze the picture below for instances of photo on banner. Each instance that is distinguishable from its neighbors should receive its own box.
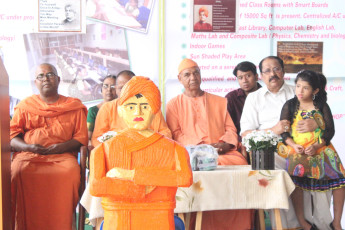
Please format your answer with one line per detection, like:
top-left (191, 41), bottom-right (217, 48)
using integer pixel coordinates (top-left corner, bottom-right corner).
top-left (23, 22), bottom-right (129, 102)
top-left (86, 0), bottom-right (155, 33)
top-left (277, 41), bottom-right (323, 73)
top-left (193, 0), bottom-right (237, 33)
top-left (37, 0), bottom-right (86, 33)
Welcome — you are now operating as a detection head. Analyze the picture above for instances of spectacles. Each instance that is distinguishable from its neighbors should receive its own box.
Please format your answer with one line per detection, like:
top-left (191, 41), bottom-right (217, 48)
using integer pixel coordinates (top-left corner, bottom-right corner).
top-left (262, 67), bottom-right (283, 75)
top-left (36, 72), bottom-right (57, 81)
top-left (102, 84), bottom-right (116, 90)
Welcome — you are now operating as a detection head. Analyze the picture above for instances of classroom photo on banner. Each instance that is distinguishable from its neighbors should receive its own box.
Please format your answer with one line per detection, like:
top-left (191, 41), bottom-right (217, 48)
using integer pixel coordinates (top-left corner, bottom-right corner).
top-left (23, 22), bottom-right (129, 102)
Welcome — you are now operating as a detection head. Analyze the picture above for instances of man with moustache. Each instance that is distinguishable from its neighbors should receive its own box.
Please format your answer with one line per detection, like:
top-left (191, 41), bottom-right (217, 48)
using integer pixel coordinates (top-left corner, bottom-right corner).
top-left (240, 56), bottom-right (332, 230)
top-left (241, 56), bottom-right (295, 138)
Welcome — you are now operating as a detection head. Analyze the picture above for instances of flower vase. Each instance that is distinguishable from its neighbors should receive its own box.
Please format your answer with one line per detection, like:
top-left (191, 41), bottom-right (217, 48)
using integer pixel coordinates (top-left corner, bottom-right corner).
top-left (251, 149), bottom-right (275, 170)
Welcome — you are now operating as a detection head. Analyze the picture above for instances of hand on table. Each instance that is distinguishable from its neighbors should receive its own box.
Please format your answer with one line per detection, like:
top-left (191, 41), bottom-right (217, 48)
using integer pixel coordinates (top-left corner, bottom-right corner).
top-left (210, 142), bottom-right (233, 155)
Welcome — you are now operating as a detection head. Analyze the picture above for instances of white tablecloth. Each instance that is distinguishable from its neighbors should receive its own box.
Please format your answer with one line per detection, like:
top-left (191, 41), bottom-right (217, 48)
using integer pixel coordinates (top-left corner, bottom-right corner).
top-left (80, 183), bottom-right (103, 227)
top-left (175, 165), bottom-right (295, 213)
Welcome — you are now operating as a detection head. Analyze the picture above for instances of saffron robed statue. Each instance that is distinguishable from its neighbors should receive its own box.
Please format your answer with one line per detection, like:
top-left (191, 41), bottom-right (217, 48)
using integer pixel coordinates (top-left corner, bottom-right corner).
top-left (89, 76), bottom-right (193, 230)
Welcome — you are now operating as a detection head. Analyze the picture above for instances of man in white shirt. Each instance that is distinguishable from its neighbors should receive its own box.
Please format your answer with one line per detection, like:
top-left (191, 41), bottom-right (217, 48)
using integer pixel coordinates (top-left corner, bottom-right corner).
top-left (241, 56), bottom-right (332, 230)
top-left (241, 56), bottom-right (295, 136)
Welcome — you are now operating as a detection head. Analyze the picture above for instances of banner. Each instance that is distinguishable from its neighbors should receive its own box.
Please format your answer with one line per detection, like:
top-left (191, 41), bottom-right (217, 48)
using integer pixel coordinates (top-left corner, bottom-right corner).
top-left (1, 0), bottom-right (345, 226)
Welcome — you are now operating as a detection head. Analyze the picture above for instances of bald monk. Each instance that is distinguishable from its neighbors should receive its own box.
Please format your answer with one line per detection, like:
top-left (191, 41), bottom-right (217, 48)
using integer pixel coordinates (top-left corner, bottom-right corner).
top-left (91, 70), bottom-right (171, 147)
top-left (10, 63), bottom-right (88, 230)
top-left (166, 58), bottom-right (252, 230)
top-left (89, 76), bottom-right (193, 230)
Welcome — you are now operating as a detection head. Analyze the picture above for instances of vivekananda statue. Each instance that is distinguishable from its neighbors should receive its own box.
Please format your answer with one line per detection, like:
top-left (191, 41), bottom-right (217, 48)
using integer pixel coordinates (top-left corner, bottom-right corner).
top-left (90, 76), bottom-right (193, 230)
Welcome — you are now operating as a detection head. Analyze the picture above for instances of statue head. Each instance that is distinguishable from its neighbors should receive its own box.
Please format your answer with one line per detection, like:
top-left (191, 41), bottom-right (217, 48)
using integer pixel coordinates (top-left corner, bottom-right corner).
top-left (118, 76), bottom-right (161, 131)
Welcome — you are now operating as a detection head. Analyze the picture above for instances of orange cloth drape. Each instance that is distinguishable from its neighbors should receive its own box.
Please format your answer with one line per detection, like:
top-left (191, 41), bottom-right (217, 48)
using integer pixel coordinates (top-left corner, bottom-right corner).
top-left (10, 95), bottom-right (88, 230)
top-left (90, 130), bottom-right (193, 230)
top-left (166, 92), bottom-right (252, 230)
top-left (91, 98), bottom-right (171, 147)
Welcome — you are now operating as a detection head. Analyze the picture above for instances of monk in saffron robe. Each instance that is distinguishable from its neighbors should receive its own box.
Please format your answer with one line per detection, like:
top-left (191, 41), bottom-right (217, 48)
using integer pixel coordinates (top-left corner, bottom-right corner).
top-left (10, 63), bottom-right (88, 230)
top-left (166, 58), bottom-right (253, 230)
top-left (91, 71), bottom-right (171, 147)
top-left (89, 76), bottom-right (193, 230)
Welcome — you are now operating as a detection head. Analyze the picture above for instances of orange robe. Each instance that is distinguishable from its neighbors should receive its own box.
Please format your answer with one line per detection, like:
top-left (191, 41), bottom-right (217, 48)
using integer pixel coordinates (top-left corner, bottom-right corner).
top-left (10, 95), bottom-right (88, 230)
top-left (90, 130), bottom-right (193, 230)
top-left (91, 98), bottom-right (172, 147)
top-left (166, 92), bottom-right (247, 165)
top-left (166, 92), bottom-right (252, 230)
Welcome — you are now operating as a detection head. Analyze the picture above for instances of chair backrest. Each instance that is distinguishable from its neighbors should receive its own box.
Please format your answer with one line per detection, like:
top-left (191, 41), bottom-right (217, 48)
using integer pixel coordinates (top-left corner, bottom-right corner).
top-left (78, 145), bottom-right (88, 230)
top-left (174, 215), bottom-right (185, 230)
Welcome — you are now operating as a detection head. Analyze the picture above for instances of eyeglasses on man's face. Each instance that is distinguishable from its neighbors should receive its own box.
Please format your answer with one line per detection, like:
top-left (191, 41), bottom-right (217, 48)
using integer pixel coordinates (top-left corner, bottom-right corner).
top-left (36, 72), bottom-right (57, 81)
top-left (102, 84), bottom-right (116, 90)
top-left (261, 67), bottom-right (283, 75)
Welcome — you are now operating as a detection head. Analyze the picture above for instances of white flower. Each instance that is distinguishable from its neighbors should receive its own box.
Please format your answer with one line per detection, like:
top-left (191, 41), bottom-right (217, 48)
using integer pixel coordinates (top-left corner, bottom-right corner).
top-left (242, 130), bottom-right (279, 152)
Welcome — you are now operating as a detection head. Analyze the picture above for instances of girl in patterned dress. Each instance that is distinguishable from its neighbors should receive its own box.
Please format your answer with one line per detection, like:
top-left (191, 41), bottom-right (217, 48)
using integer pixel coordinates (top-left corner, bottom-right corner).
top-left (278, 70), bottom-right (345, 230)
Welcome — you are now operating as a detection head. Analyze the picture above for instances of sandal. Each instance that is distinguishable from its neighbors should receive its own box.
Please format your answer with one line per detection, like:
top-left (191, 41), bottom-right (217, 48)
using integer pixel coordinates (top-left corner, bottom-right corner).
top-left (306, 220), bottom-right (318, 230)
top-left (330, 222), bottom-right (335, 230)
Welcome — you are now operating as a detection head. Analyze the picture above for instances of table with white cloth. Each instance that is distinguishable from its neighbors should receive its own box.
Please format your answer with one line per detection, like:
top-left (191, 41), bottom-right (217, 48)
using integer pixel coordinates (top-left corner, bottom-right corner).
top-left (80, 183), bottom-right (103, 227)
top-left (174, 165), bottom-right (296, 230)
